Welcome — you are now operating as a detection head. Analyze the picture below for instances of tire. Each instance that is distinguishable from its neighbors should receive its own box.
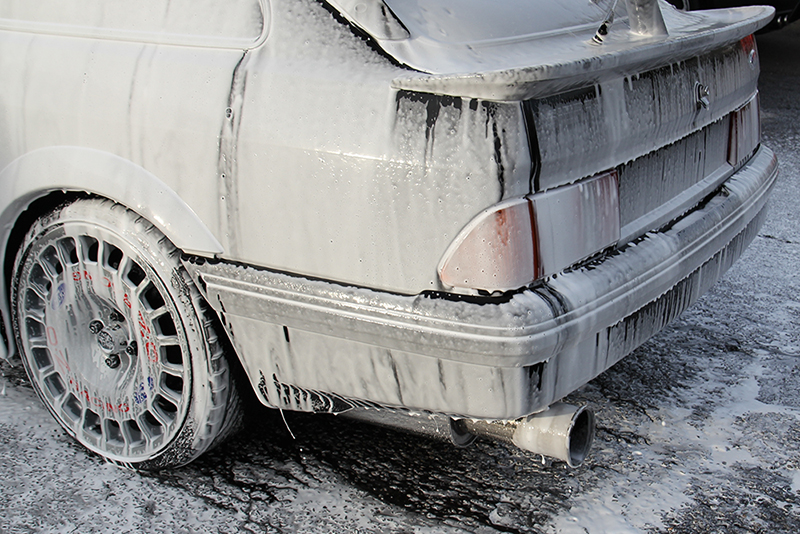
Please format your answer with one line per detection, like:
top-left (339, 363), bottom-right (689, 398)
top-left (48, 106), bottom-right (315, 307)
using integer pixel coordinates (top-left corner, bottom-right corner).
top-left (11, 198), bottom-right (241, 469)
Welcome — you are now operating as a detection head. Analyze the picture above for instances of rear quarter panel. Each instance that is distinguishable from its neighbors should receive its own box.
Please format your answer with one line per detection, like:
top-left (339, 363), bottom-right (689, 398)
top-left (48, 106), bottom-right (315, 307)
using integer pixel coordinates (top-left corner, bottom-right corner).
top-left (0, 0), bottom-right (531, 298)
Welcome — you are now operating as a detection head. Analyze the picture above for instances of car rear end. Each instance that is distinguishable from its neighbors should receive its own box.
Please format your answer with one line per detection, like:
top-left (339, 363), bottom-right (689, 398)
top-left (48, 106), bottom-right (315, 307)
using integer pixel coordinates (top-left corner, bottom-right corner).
top-left (187, 0), bottom-right (777, 464)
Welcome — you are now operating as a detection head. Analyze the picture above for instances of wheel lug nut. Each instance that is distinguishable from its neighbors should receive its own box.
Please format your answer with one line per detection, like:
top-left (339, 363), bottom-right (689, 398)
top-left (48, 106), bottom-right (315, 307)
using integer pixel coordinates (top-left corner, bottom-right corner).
top-left (89, 320), bottom-right (104, 334)
top-left (105, 354), bottom-right (121, 369)
top-left (126, 341), bottom-right (138, 356)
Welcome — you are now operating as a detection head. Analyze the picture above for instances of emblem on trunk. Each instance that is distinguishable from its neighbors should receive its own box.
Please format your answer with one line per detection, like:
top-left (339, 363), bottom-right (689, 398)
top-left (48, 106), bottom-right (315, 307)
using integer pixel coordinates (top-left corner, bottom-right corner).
top-left (696, 82), bottom-right (711, 110)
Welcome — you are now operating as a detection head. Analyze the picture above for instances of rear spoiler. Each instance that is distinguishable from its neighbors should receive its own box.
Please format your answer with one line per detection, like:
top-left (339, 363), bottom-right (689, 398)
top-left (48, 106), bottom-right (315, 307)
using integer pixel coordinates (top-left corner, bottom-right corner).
top-left (389, 5), bottom-right (774, 101)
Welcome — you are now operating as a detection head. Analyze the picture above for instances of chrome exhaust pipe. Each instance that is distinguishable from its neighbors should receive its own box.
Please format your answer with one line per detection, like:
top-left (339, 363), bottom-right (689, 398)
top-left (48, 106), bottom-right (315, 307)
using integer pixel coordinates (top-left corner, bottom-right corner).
top-left (342, 408), bottom-right (477, 447)
top-left (342, 402), bottom-right (595, 467)
top-left (458, 403), bottom-right (595, 468)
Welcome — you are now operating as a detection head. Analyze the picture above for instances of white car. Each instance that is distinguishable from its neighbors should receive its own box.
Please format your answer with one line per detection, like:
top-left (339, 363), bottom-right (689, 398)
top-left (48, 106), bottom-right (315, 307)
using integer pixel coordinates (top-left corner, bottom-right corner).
top-left (0, 0), bottom-right (777, 469)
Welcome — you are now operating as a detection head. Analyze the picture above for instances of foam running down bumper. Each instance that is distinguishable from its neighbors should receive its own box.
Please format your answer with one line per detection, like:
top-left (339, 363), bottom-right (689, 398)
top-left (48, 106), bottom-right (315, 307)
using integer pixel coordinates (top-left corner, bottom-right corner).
top-left (185, 146), bottom-right (777, 420)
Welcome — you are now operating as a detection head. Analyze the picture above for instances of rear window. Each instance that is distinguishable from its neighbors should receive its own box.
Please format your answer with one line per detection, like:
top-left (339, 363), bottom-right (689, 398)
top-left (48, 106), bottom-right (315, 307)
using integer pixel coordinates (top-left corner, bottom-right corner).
top-left (383, 0), bottom-right (610, 44)
top-left (0, 0), bottom-right (265, 47)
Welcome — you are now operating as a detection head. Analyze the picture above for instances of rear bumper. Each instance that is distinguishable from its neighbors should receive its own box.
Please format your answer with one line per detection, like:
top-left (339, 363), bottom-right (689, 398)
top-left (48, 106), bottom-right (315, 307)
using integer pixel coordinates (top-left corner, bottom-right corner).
top-left (186, 146), bottom-right (777, 419)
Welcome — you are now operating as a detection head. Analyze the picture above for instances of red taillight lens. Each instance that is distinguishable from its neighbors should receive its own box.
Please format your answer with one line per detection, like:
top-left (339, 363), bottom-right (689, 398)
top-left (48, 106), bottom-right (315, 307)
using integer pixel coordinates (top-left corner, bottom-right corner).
top-left (740, 34), bottom-right (758, 68)
top-left (438, 198), bottom-right (540, 291)
top-left (439, 171), bottom-right (620, 292)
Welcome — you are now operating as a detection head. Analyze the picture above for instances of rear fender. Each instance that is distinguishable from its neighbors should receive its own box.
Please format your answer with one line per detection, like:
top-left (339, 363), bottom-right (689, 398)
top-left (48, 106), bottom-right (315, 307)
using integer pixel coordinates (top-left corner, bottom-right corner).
top-left (0, 146), bottom-right (223, 359)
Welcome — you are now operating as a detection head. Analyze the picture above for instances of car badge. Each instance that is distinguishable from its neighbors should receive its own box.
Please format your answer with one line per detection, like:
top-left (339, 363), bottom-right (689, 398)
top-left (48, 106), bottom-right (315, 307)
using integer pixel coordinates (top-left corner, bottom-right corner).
top-left (696, 82), bottom-right (711, 110)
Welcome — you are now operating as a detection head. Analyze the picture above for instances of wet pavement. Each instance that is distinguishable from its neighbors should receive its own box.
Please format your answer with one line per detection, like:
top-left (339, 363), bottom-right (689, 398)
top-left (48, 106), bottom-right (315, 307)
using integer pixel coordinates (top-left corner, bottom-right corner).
top-left (1, 19), bottom-right (800, 534)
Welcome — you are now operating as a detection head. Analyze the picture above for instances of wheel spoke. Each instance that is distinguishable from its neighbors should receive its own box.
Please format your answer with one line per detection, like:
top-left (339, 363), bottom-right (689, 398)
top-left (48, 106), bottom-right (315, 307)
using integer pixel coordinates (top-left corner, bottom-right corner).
top-left (157, 374), bottom-right (184, 406)
top-left (114, 253), bottom-right (131, 282)
top-left (140, 281), bottom-right (168, 314)
top-left (29, 262), bottom-right (54, 296)
top-left (52, 387), bottom-right (70, 411)
top-left (56, 237), bottom-right (79, 266)
top-left (26, 285), bottom-right (50, 309)
top-left (103, 419), bottom-right (125, 446)
top-left (24, 282), bottom-right (49, 309)
top-left (24, 316), bottom-right (47, 344)
top-left (39, 245), bottom-right (64, 279)
top-left (159, 344), bottom-right (185, 374)
top-left (41, 370), bottom-right (66, 400)
top-left (131, 276), bottom-right (150, 301)
top-left (145, 406), bottom-right (169, 430)
top-left (60, 394), bottom-right (84, 427)
top-left (82, 409), bottom-right (103, 440)
top-left (27, 346), bottom-right (54, 375)
top-left (120, 418), bottom-right (147, 451)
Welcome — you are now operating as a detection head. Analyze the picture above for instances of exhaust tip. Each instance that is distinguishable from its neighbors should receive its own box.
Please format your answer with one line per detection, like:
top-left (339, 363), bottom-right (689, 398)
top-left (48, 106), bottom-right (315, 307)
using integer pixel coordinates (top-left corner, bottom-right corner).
top-left (509, 403), bottom-right (596, 467)
top-left (566, 406), bottom-right (596, 468)
top-left (460, 403), bottom-right (597, 467)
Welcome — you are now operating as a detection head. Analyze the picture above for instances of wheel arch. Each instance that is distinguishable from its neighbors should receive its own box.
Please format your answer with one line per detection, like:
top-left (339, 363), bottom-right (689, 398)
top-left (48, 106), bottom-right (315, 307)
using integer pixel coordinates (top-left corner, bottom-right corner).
top-left (0, 146), bottom-right (224, 360)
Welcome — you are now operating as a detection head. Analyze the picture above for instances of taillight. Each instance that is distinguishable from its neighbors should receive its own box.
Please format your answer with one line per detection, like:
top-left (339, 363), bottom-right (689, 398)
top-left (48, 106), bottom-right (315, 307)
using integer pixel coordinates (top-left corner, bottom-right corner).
top-left (740, 34), bottom-right (758, 69)
top-left (438, 198), bottom-right (539, 291)
top-left (439, 170), bottom-right (620, 292)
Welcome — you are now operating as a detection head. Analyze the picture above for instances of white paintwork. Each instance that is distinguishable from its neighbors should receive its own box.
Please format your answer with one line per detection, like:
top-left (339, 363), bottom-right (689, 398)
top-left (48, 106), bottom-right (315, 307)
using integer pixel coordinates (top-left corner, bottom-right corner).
top-left (0, 148), bottom-right (224, 256)
top-left (0, 0), bottom-right (778, 447)
top-left (0, 0), bottom-right (772, 300)
top-left (0, 0), bottom-right (267, 49)
top-left (625, 0), bottom-right (669, 37)
top-left (326, 0), bottom-right (409, 40)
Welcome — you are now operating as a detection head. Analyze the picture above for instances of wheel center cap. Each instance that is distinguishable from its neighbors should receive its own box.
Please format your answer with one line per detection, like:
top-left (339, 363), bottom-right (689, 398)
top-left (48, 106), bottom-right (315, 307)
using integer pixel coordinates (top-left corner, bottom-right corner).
top-left (96, 324), bottom-right (127, 354)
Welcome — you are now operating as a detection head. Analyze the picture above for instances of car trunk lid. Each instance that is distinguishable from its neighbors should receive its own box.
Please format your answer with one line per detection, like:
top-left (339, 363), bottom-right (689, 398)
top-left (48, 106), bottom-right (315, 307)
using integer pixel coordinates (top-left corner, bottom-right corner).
top-left (322, 0), bottom-right (773, 103)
